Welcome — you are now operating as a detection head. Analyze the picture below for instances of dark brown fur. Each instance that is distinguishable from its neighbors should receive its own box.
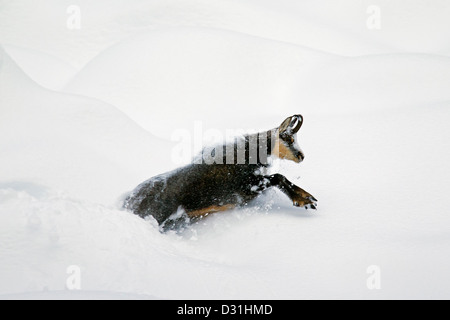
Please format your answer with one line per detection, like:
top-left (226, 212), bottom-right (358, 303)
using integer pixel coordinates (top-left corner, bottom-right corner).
top-left (124, 115), bottom-right (317, 231)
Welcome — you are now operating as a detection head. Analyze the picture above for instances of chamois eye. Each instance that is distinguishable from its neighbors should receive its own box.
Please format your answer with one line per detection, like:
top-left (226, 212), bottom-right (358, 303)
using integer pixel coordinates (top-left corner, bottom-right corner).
top-left (283, 136), bottom-right (294, 144)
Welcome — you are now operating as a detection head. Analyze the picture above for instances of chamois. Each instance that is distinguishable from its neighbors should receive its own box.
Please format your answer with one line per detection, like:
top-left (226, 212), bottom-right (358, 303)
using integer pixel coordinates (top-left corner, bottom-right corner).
top-left (124, 115), bottom-right (317, 231)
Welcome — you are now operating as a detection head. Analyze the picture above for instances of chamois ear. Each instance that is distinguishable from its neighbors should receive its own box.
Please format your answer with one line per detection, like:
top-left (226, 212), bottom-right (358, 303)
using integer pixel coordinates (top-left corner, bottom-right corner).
top-left (278, 115), bottom-right (303, 135)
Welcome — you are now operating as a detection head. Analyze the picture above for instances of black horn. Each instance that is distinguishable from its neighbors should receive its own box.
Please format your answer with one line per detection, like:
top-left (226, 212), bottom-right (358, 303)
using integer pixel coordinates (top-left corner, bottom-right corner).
top-left (291, 115), bottom-right (303, 133)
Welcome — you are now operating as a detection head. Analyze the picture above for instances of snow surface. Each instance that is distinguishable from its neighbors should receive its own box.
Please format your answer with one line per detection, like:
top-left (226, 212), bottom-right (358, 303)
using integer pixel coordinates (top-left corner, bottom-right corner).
top-left (1, 0), bottom-right (450, 299)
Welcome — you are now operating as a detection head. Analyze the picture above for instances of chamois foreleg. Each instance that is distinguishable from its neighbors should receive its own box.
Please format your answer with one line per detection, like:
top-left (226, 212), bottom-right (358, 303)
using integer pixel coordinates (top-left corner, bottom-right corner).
top-left (255, 174), bottom-right (317, 209)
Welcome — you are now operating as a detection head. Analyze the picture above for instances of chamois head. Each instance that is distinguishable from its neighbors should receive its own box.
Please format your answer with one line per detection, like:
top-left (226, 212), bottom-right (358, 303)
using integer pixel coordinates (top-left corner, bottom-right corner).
top-left (272, 114), bottom-right (305, 163)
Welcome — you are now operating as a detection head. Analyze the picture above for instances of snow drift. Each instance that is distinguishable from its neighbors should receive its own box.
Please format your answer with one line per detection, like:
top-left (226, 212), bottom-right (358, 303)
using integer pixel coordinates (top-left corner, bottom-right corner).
top-left (1, 0), bottom-right (450, 299)
top-left (0, 47), bottom-right (174, 204)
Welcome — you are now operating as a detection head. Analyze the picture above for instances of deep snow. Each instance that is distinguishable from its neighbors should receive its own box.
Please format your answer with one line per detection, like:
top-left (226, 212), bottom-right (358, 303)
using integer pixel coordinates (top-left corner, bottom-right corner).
top-left (1, 0), bottom-right (450, 299)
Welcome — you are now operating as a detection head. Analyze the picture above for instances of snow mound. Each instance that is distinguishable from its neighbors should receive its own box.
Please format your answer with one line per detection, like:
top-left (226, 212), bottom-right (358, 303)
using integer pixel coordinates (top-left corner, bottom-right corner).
top-left (65, 27), bottom-right (450, 139)
top-left (0, 186), bottom-right (288, 299)
top-left (0, 0), bottom-right (396, 71)
top-left (3, 45), bottom-right (78, 90)
top-left (2, 0), bottom-right (449, 76)
top-left (65, 27), bottom-right (340, 138)
top-left (0, 46), bottom-right (174, 204)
